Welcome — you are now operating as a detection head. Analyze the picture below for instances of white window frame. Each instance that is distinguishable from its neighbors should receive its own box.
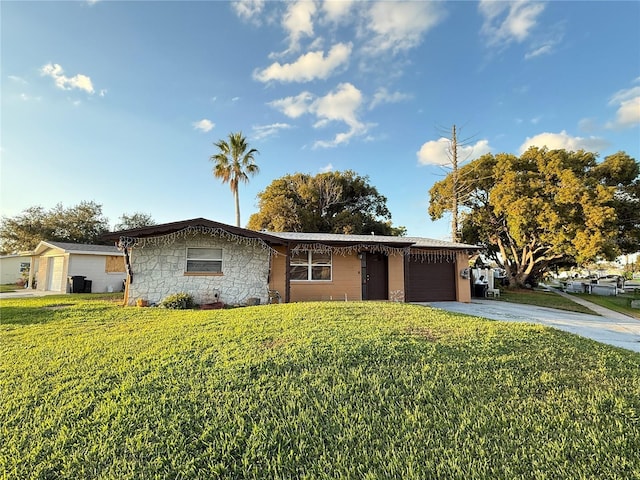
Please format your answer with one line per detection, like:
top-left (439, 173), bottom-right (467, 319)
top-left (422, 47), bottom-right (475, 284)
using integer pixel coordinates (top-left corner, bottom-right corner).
top-left (185, 247), bottom-right (223, 274)
top-left (290, 251), bottom-right (332, 282)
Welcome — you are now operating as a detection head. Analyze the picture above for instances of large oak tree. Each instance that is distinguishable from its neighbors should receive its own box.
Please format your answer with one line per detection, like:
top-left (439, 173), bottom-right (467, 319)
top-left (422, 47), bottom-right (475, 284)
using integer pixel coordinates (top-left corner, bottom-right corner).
top-left (0, 201), bottom-right (111, 253)
top-left (247, 170), bottom-right (406, 236)
top-left (428, 147), bottom-right (639, 287)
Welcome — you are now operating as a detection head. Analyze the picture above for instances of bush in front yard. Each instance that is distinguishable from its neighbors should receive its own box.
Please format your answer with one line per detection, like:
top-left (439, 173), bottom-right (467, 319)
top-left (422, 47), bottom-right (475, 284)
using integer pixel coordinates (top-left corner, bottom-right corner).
top-left (159, 292), bottom-right (195, 309)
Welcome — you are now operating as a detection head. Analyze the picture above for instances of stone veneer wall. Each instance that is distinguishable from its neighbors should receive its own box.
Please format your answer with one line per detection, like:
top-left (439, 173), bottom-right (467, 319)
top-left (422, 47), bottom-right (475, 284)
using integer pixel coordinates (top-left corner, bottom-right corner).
top-left (127, 234), bottom-right (271, 306)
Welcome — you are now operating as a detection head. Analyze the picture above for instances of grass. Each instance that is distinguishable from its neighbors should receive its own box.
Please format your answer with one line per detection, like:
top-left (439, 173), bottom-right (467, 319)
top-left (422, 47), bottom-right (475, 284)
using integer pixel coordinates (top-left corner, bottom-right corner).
top-left (573, 292), bottom-right (640, 320)
top-left (0, 284), bottom-right (18, 293)
top-left (1, 296), bottom-right (639, 479)
top-left (496, 288), bottom-right (597, 314)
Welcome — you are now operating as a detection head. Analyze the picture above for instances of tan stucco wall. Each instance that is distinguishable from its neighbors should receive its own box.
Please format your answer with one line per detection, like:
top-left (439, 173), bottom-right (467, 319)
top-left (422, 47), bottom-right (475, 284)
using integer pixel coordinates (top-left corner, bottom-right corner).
top-left (270, 247), bottom-right (362, 301)
top-left (270, 248), bottom-right (404, 302)
top-left (387, 254), bottom-right (405, 302)
top-left (455, 252), bottom-right (472, 303)
top-left (269, 248), bottom-right (286, 296)
top-left (270, 246), bottom-right (472, 303)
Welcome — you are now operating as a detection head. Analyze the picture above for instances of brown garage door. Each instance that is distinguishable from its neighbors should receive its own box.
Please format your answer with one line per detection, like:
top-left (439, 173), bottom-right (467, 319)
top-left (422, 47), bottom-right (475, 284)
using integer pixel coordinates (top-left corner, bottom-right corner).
top-left (405, 257), bottom-right (456, 302)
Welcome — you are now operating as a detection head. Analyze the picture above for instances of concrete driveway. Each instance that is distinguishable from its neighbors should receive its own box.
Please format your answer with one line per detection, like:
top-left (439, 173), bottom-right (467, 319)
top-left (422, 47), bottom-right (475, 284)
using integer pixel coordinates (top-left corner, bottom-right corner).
top-left (428, 299), bottom-right (640, 353)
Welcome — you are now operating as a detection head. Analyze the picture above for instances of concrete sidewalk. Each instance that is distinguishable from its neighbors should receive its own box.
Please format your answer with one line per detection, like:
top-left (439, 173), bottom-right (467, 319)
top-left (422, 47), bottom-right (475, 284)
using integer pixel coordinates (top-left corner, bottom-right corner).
top-left (543, 285), bottom-right (634, 321)
top-left (1, 290), bottom-right (66, 298)
top-left (428, 296), bottom-right (640, 353)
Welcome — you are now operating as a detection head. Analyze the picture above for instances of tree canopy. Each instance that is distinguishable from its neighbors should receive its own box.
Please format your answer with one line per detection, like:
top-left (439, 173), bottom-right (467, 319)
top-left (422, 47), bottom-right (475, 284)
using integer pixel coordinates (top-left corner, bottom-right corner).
top-left (113, 212), bottom-right (156, 231)
top-left (210, 131), bottom-right (259, 227)
top-left (247, 170), bottom-right (406, 236)
top-left (428, 147), bottom-right (639, 287)
top-left (0, 201), bottom-right (110, 254)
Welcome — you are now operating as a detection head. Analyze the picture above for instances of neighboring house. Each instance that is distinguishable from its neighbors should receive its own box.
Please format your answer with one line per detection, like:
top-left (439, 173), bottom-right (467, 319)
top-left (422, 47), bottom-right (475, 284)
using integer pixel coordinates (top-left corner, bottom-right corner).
top-left (33, 241), bottom-right (126, 293)
top-left (0, 254), bottom-right (38, 285)
top-left (102, 218), bottom-right (479, 306)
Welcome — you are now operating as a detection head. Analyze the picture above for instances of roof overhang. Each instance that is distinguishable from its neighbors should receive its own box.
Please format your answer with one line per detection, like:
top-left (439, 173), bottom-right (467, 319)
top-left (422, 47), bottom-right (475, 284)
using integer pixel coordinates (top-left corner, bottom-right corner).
top-left (32, 241), bottom-right (123, 256)
top-left (101, 218), bottom-right (287, 246)
top-left (33, 241), bottom-right (64, 256)
top-left (101, 218), bottom-right (482, 254)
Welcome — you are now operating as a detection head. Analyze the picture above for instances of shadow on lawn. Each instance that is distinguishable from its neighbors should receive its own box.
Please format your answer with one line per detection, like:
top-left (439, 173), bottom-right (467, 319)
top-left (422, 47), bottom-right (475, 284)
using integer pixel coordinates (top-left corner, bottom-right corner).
top-left (0, 305), bottom-right (76, 326)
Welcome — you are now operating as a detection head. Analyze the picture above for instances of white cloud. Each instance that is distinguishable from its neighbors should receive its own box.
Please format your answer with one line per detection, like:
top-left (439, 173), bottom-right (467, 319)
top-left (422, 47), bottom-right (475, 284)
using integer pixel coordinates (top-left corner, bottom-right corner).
top-left (269, 83), bottom-right (370, 148)
top-left (519, 130), bottom-right (609, 154)
top-left (252, 123), bottom-right (292, 139)
top-left (310, 83), bottom-right (367, 148)
top-left (40, 63), bottom-right (95, 94)
top-left (283, 0), bottom-right (317, 52)
top-left (607, 84), bottom-right (640, 128)
top-left (524, 44), bottom-right (552, 59)
top-left (319, 163), bottom-right (334, 173)
top-left (524, 27), bottom-right (563, 61)
top-left (609, 85), bottom-right (640, 105)
top-left (417, 138), bottom-right (492, 166)
top-left (254, 42), bottom-right (351, 83)
top-left (479, 0), bottom-right (545, 48)
top-left (320, 0), bottom-right (354, 24)
top-left (193, 119), bottom-right (215, 132)
top-left (8, 75), bottom-right (28, 84)
top-left (268, 91), bottom-right (315, 118)
top-left (613, 97), bottom-right (640, 127)
top-left (232, 0), bottom-right (265, 23)
top-left (312, 83), bottom-right (361, 125)
top-left (369, 87), bottom-right (411, 110)
top-left (363, 2), bottom-right (445, 54)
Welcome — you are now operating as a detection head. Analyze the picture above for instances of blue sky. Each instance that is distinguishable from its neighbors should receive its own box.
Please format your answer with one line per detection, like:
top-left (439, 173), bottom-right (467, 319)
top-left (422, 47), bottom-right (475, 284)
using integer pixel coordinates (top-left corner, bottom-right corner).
top-left (2, 0), bottom-right (639, 240)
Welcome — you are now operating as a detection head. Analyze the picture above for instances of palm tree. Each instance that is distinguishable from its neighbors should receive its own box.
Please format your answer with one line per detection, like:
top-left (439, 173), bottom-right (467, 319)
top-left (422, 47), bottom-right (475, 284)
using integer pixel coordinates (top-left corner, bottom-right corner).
top-left (210, 132), bottom-right (259, 227)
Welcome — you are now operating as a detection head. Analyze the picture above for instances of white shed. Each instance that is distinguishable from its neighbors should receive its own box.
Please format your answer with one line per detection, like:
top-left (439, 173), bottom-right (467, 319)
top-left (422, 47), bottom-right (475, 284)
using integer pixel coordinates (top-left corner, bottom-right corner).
top-left (34, 241), bottom-right (126, 293)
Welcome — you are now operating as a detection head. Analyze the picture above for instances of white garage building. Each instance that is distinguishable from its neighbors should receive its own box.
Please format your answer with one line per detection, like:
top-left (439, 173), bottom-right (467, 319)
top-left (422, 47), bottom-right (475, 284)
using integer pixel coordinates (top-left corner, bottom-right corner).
top-left (33, 241), bottom-right (126, 293)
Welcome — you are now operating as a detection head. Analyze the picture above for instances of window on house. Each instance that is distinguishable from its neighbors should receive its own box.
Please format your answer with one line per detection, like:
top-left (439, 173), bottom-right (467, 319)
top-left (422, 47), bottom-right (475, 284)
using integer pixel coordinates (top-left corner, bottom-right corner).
top-left (290, 251), bottom-right (332, 281)
top-left (186, 248), bottom-right (223, 273)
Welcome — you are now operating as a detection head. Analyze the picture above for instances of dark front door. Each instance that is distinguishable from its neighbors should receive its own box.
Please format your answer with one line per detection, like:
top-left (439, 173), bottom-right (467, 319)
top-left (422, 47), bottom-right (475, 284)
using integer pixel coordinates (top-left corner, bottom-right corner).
top-left (362, 253), bottom-right (388, 300)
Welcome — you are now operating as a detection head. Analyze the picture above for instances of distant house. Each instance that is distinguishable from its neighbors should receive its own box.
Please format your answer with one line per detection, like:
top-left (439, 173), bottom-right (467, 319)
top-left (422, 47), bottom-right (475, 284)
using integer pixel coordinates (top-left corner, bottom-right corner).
top-left (0, 253), bottom-right (38, 286)
top-left (102, 218), bottom-right (479, 306)
top-left (33, 241), bottom-right (126, 293)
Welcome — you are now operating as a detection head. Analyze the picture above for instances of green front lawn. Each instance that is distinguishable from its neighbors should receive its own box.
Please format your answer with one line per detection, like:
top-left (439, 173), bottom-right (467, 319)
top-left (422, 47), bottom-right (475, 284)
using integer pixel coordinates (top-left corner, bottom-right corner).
top-left (1, 297), bottom-right (639, 479)
top-left (573, 292), bottom-right (640, 320)
top-left (496, 288), bottom-right (597, 314)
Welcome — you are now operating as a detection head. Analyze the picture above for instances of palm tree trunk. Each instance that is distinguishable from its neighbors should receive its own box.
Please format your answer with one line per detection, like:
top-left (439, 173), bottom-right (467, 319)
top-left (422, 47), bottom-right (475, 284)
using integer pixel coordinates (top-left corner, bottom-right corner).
top-left (234, 188), bottom-right (241, 227)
